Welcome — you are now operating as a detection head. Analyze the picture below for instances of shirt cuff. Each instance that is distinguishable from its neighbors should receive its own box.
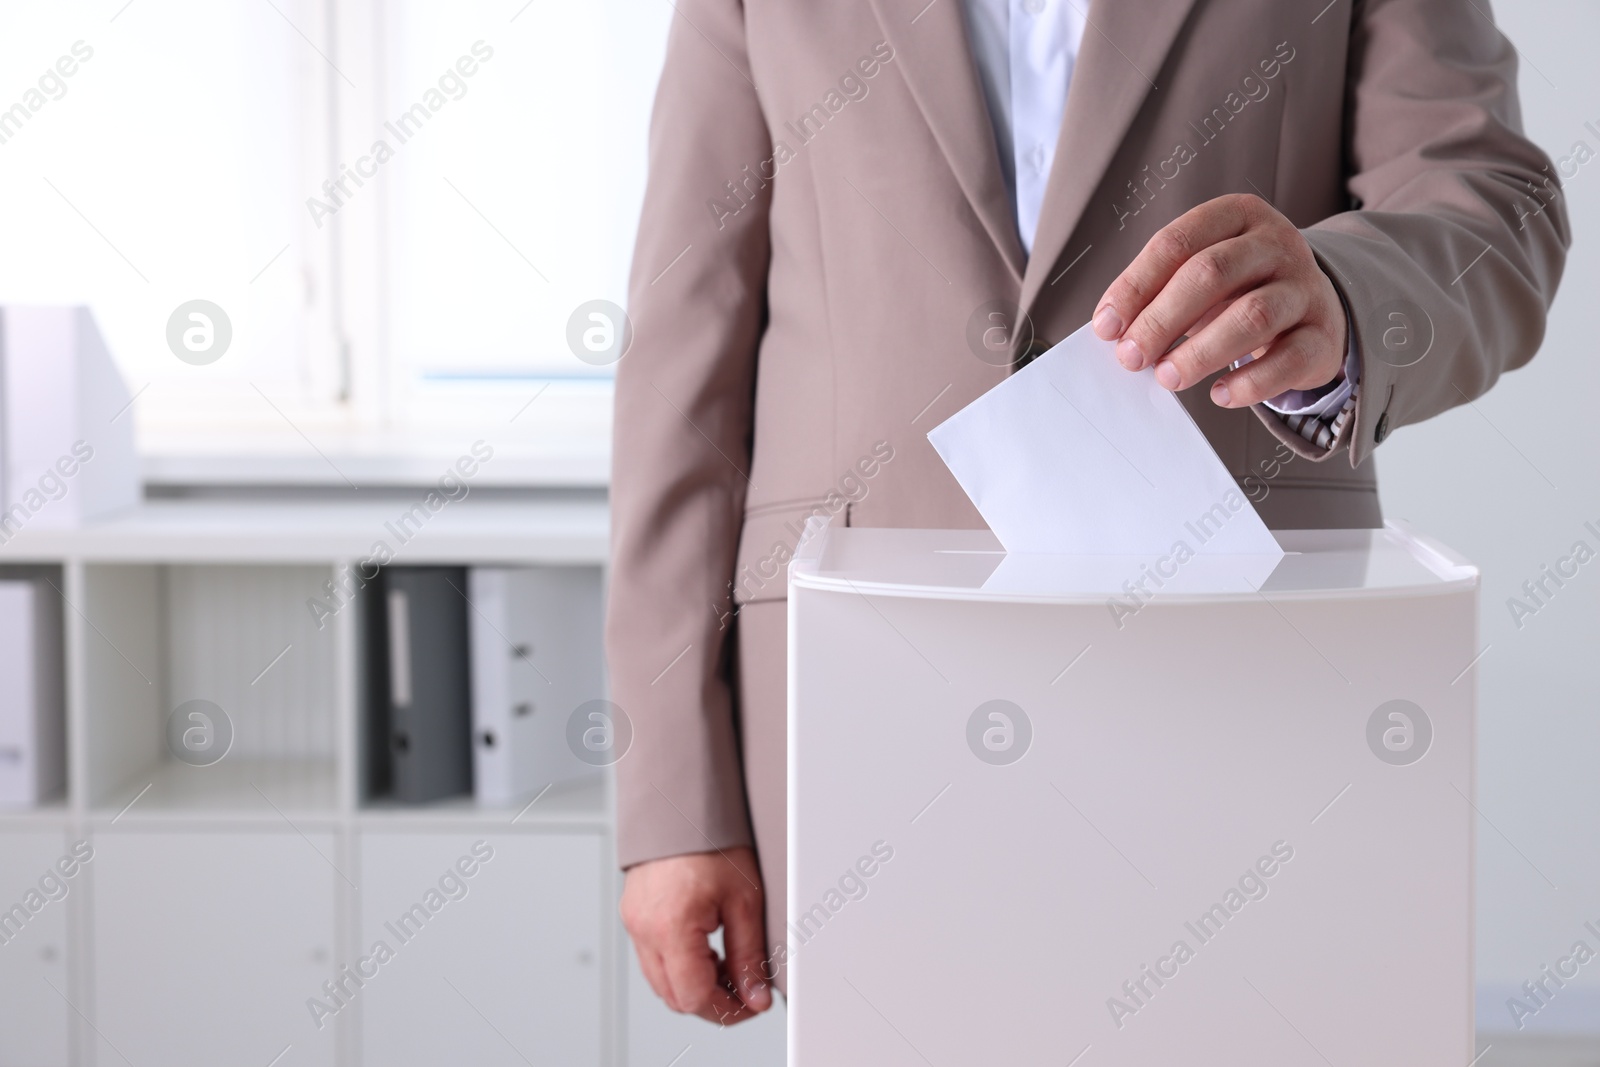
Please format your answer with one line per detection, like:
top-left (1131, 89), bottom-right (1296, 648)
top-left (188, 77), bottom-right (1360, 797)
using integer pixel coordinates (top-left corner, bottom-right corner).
top-left (1241, 300), bottom-right (1362, 452)
top-left (1262, 326), bottom-right (1360, 417)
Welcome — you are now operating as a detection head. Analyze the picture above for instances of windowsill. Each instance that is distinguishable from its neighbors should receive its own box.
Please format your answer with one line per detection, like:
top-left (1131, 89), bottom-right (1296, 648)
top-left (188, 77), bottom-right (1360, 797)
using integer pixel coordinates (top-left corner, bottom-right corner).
top-left (140, 431), bottom-right (610, 489)
top-left (135, 381), bottom-right (613, 490)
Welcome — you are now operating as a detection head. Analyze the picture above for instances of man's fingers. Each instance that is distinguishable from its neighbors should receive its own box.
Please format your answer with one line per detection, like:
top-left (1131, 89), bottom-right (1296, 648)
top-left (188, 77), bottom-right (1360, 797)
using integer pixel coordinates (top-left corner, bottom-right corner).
top-left (635, 944), bottom-right (679, 1012)
top-left (1113, 235), bottom-right (1277, 370)
top-left (701, 976), bottom-right (753, 1025)
top-left (661, 928), bottom-right (743, 1022)
top-left (1154, 281), bottom-right (1307, 391)
top-left (1209, 325), bottom-right (1327, 408)
top-left (720, 891), bottom-right (773, 1012)
top-left (1093, 194), bottom-right (1259, 342)
top-left (619, 847), bottom-right (770, 1024)
top-left (700, 974), bottom-right (754, 1027)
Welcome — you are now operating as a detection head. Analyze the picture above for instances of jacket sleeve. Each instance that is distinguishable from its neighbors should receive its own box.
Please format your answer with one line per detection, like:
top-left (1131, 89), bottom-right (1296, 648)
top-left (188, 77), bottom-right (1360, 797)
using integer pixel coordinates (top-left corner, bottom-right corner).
top-left (606, 0), bottom-right (772, 868)
top-left (1256, 0), bottom-right (1570, 465)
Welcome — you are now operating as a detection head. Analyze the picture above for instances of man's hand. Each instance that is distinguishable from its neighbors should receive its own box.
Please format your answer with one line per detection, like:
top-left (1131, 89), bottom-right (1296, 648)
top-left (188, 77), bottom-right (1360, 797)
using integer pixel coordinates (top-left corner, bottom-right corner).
top-left (621, 847), bottom-right (773, 1025)
top-left (1092, 193), bottom-right (1348, 408)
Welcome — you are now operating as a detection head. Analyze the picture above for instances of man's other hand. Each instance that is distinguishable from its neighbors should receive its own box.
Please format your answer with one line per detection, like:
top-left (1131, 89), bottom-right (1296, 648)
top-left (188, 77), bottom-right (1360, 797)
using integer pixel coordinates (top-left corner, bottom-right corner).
top-left (1092, 193), bottom-right (1348, 408)
top-left (621, 847), bottom-right (773, 1024)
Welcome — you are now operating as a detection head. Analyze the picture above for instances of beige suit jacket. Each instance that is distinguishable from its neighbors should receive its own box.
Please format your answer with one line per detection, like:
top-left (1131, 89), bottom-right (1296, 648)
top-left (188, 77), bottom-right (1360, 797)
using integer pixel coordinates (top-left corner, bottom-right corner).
top-left (607, 0), bottom-right (1569, 868)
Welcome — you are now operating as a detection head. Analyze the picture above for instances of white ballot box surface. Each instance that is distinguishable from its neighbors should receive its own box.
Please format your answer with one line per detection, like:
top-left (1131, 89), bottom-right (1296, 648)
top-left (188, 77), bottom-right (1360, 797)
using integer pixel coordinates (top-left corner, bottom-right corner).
top-left (787, 522), bottom-right (1477, 1066)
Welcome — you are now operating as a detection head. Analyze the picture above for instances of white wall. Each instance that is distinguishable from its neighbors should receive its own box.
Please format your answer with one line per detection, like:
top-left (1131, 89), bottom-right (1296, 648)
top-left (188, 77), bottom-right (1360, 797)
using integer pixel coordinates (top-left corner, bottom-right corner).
top-left (1375, 0), bottom-right (1600, 1036)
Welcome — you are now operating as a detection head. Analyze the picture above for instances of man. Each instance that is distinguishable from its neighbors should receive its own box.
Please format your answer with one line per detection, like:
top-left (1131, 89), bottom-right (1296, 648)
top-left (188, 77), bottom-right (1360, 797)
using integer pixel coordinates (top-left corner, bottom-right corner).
top-left (608, 0), bottom-right (1569, 1025)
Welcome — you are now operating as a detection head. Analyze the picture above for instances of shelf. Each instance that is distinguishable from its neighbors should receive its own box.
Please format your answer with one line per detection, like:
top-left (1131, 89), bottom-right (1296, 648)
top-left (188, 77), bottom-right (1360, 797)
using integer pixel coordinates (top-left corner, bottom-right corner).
top-left (92, 758), bottom-right (340, 823)
top-left (136, 385), bottom-right (613, 490)
top-left (82, 761), bottom-right (608, 827)
top-left (0, 799), bottom-right (72, 828)
top-left (141, 435), bottom-right (611, 490)
top-left (0, 496), bottom-right (609, 564)
top-left (360, 774), bottom-right (610, 829)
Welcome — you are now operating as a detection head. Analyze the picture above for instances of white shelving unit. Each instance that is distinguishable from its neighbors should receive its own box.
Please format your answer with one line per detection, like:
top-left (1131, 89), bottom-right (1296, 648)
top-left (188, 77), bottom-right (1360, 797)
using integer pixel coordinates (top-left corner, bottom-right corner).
top-left (0, 496), bottom-right (623, 1067)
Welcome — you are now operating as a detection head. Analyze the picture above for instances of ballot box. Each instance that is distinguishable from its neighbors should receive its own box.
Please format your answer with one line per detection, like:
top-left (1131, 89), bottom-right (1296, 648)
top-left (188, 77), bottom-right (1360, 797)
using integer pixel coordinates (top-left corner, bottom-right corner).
top-left (787, 521), bottom-right (1477, 1066)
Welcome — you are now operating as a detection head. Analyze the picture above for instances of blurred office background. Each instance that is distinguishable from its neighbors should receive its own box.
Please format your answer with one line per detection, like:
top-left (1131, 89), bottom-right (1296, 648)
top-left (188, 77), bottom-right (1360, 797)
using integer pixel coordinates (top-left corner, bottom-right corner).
top-left (0, 0), bottom-right (1593, 1064)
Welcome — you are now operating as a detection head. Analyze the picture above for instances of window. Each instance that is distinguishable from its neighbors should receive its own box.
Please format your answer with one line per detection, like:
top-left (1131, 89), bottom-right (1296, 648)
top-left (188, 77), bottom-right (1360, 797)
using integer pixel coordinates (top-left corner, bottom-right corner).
top-left (0, 0), bottom-right (671, 459)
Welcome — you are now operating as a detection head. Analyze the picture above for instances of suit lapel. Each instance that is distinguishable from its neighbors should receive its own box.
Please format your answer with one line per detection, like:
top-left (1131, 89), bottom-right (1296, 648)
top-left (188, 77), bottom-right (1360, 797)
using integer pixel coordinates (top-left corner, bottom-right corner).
top-left (865, 0), bottom-right (1026, 285)
top-left (1020, 0), bottom-right (1200, 315)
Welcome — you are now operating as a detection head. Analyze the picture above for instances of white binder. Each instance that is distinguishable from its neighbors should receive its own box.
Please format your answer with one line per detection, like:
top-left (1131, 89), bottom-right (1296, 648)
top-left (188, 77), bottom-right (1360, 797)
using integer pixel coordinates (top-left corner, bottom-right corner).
top-left (0, 306), bottom-right (139, 534)
top-left (468, 566), bottom-right (604, 805)
top-left (0, 572), bottom-right (66, 807)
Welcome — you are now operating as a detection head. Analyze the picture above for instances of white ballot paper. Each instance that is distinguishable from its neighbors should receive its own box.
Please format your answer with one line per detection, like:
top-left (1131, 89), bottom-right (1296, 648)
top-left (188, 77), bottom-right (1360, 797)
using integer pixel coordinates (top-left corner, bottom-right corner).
top-left (928, 321), bottom-right (1284, 564)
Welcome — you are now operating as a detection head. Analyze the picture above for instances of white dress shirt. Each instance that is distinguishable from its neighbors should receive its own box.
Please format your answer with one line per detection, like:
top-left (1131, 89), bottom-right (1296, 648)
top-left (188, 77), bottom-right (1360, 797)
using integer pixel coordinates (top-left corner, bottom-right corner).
top-left (960, 0), bottom-right (1357, 419)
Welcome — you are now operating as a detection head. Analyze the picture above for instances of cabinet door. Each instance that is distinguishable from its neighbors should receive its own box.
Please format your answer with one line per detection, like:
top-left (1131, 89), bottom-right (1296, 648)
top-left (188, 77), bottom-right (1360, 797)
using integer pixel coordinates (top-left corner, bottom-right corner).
top-left (0, 832), bottom-right (70, 1067)
top-left (91, 831), bottom-right (339, 1067)
top-left (359, 831), bottom-right (603, 1066)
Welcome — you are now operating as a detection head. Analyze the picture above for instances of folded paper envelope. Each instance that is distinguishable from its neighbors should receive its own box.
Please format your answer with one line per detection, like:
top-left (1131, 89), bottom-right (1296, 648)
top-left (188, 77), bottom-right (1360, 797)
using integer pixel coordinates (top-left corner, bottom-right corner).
top-left (927, 321), bottom-right (1284, 563)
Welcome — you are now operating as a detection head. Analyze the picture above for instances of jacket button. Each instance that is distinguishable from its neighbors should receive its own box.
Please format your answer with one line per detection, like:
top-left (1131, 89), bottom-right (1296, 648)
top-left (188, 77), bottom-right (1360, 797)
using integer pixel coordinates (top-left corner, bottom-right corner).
top-left (1374, 411), bottom-right (1390, 444)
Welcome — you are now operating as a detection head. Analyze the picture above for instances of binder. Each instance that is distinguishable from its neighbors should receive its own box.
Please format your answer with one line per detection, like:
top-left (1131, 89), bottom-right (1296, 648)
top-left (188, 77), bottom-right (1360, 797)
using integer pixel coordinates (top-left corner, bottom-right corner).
top-left (0, 571), bottom-right (65, 807)
top-left (0, 306), bottom-right (139, 535)
top-left (468, 566), bottom-right (604, 805)
top-left (380, 567), bottom-right (473, 803)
